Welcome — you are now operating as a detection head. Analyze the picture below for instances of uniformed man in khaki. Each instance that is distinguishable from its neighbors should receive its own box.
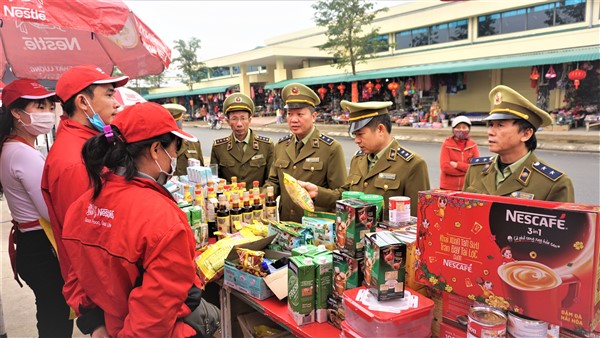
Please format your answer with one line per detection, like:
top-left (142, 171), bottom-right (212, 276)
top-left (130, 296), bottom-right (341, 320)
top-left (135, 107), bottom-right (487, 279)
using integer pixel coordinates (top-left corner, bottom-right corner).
top-left (463, 85), bottom-right (574, 202)
top-left (301, 100), bottom-right (430, 218)
top-left (163, 103), bottom-right (204, 176)
top-left (264, 83), bottom-right (347, 222)
top-left (210, 93), bottom-right (274, 187)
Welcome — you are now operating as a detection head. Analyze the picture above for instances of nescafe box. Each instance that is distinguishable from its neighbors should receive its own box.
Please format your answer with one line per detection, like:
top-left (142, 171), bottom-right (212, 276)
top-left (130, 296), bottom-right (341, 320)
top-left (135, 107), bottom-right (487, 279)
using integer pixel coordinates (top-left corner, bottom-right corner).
top-left (416, 190), bottom-right (600, 335)
top-left (336, 198), bottom-right (377, 257)
top-left (364, 231), bottom-right (407, 301)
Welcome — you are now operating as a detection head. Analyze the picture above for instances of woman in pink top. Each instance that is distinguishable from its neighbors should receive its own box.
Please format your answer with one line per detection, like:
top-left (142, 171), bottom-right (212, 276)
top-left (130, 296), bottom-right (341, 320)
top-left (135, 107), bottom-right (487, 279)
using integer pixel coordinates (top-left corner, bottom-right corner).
top-left (0, 79), bottom-right (73, 336)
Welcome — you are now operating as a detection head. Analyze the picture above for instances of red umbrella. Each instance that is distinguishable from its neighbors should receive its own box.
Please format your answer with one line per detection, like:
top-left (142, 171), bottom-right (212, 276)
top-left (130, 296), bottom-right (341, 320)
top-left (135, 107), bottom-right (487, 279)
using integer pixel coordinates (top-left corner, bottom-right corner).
top-left (0, 0), bottom-right (171, 81)
top-left (114, 87), bottom-right (146, 108)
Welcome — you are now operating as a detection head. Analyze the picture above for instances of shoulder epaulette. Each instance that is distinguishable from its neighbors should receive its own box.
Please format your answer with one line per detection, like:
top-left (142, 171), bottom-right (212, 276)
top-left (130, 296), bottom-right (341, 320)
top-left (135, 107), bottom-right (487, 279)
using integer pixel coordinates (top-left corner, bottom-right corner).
top-left (318, 134), bottom-right (334, 146)
top-left (255, 135), bottom-right (272, 143)
top-left (470, 156), bottom-right (494, 165)
top-left (213, 136), bottom-right (230, 146)
top-left (355, 150), bottom-right (365, 156)
top-left (532, 161), bottom-right (564, 181)
top-left (396, 147), bottom-right (415, 162)
top-left (278, 134), bottom-right (292, 144)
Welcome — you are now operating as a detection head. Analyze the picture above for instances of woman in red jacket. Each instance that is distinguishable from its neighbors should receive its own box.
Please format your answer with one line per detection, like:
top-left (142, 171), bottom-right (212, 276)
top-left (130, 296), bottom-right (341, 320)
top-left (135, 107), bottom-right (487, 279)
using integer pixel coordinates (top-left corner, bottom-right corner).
top-left (62, 102), bottom-right (218, 337)
top-left (439, 116), bottom-right (480, 190)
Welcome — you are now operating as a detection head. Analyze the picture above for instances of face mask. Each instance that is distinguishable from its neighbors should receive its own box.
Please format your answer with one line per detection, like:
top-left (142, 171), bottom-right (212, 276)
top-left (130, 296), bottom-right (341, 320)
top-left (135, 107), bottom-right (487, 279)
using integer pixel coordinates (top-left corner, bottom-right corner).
top-left (19, 111), bottom-right (56, 136)
top-left (154, 146), bottom-right (177, 185)
top-left (82, 96), bottom-right (106, 132)
top-left (453, 130), bottom-right (469, 141)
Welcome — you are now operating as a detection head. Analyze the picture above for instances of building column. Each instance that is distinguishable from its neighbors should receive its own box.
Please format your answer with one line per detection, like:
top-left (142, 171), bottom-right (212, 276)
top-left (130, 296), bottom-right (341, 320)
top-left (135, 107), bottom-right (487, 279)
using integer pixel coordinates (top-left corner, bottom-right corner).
top-left (239, 64), bottom-right (251, 95)
top-left (274, 57), bottom-right (288, 82)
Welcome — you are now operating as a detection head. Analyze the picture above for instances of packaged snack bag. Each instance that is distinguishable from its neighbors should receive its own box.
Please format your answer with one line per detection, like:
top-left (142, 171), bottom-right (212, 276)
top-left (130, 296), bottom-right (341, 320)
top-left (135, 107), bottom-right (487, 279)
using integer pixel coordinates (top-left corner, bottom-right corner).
top-left (283, 173), bottom-right (314, 212)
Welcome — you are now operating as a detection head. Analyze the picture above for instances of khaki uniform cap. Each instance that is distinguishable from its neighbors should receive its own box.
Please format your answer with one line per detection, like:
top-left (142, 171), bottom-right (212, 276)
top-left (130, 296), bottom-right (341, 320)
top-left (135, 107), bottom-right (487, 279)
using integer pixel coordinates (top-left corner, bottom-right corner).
top-left (341, 100), bottom-right (392, 134)
top-left (162, 103), bottom-right (186, 120)
top-left (485, 85), bottom-right (552, 129)
top-left (223, 93), bottom-right (254, 116)
top-left (282, 83), bottom-right (320, 109)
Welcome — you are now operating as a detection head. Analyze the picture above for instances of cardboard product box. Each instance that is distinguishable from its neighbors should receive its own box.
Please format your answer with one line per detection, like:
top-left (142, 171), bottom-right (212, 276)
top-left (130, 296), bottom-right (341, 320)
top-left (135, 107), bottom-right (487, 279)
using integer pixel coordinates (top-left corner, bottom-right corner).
top-left (313, 252), bottom-right (333, 323)
top-left (268, 221), bottom-right (313, 252)
top-left (304, 210), bottom-right (336, 221)
top-left (439, 321), bottom-right (468, 338)
top-left (442, 292), bottom-right (472, 325)
top-left (224, 236), bottom-right (289, 300)
top-left (336, 199), bottom-right (377, 257)
top-left (288, 256), bottom-right (316, 326)
top-left (364, 231), bottom-right (407, 301)
top-left (333, 250), bottom-right (363, 298)
top-left (291, 244), bottom-right (317, 257)
top-left (302, 216), bottom-right (336, 250)
top-left (237, 311), bottom-right (295, 338)
top-left (416, 190), bottom-right (600, 335)
top-left (327, 294), bottom-right (344, 329)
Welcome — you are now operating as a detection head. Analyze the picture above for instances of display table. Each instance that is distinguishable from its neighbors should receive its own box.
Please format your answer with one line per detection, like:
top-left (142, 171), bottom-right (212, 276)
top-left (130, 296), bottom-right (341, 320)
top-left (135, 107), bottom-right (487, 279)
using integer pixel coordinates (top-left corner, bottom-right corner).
top-left (220, 285), bottom-right (341, 338)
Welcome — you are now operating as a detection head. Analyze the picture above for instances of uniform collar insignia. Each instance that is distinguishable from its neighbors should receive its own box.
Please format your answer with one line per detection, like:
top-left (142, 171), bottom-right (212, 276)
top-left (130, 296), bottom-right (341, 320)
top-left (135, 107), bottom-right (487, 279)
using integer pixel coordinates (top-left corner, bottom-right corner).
top-left (518, 167), bottom-right (531, 185)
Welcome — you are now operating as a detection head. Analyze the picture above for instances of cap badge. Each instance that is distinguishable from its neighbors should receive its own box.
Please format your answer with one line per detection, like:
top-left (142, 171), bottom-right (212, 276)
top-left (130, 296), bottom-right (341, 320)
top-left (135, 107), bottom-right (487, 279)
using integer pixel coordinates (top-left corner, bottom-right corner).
top-left (291, 87), bottom-right (299, 94)
top-left (234, 97), bottom-right (242, 103)
top-left (494, 92), bottom-right (502, 105)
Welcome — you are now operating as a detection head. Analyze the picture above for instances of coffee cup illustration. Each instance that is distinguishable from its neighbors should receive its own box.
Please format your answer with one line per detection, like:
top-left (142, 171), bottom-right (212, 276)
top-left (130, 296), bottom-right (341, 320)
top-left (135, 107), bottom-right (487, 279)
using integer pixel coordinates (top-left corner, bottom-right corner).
top-left (334, 267), bottom-right (347, 296)
top-left (336, 221), bottom-right (347, 247)
top-left (498, 261), bottom-right (580, 323)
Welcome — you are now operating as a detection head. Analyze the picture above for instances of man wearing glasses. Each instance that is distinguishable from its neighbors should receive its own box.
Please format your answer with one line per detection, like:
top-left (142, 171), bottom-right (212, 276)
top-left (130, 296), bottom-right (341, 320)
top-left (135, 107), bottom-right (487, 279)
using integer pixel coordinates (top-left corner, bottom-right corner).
top-left (210, 93), bottom-right (274, 186)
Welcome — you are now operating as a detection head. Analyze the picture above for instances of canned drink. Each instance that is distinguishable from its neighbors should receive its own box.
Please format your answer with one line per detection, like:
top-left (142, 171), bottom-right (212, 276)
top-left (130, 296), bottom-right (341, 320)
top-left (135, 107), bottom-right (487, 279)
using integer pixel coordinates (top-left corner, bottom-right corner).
top-left (547, 324), bottom-right (560, 338)
top-left (467, 306), bottom-right (507, 338)
top-left (389, 196), bottom-right (410, 224)
top-left (507, 312), bottom-right (547, 338)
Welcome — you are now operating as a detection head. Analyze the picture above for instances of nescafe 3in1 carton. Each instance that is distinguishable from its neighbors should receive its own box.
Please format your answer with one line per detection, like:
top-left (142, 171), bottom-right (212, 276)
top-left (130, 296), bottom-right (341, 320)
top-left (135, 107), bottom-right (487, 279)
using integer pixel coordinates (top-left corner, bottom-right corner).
top-left (416, 190), bottom-right (599, 336)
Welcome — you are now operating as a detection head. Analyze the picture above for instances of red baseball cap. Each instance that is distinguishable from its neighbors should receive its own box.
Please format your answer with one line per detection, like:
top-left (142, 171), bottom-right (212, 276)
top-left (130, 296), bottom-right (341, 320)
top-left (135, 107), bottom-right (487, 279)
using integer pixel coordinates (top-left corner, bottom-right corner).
top-left (2, 79), bottom-right (56, 107)
top-left (56, 64), bottom-right (129, 102)
top-left (111, 102), bottom-right (197, 144)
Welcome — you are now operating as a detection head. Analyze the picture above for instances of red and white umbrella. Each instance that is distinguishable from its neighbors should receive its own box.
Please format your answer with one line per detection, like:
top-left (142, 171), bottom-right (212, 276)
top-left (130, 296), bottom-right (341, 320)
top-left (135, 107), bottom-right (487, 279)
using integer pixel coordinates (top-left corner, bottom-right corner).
top-left (0, 0), bottom-right (171, 81)
top-left (114, 87), bottom-right (146, 108)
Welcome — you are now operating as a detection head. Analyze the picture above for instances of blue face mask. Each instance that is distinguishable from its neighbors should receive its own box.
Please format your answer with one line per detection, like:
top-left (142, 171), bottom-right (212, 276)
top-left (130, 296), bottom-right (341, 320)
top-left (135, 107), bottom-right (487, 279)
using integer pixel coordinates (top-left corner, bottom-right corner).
top-left (83, 96), bottom-right (105, 132)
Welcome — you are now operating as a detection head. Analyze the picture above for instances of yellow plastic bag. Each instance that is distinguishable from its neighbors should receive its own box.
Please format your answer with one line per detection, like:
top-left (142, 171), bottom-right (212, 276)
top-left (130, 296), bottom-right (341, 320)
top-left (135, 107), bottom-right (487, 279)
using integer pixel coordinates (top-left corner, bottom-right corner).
top-left (283, 173), bottom-right (314, 212)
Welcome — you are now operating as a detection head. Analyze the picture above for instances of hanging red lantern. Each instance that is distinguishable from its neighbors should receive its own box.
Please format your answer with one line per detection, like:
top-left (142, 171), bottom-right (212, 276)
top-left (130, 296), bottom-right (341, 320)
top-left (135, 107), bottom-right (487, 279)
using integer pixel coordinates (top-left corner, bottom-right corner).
top-left (387, 81), bottom-right (399, 96)
top-left (258, 87), bottom-right (264, 94)
top-left (338, 83), bottom-right (346, 95)
top-left (317, 86), bottom-right (327, 100)
top-left (375, 83), bottom-right (382, 91)
top-left (568, 68), bottom-right (586, 90)
top-left (545, 65), bottom-right (557, 79)
top-left (375, 79), bottom-right (381, 83)
top-left (529, 67), bottom-right (540, 80)
top-left (365, 81), bottom-right (374, 94)
top-left (328, 83), bottom-right (334, 90)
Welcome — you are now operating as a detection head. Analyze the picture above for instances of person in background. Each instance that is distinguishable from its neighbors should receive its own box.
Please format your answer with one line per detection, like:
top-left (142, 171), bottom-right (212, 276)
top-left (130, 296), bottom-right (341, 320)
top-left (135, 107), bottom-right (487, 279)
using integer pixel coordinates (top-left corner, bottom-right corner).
top-left (264, 83), bottom-right (347, 222)
top-left (62, 102), bottom-right (218, 337)
top-left (0, 79), bottom-right (73, 337)
top-left (163, 103), bottom-right (205, 175)
top-left (300, 100), bottom-right (430, 219)
top-left (210, 93), bottom-right (274, 187)
top-left (439, 115), bottom-right (480, 190)
top-left (463, 85), bottom-right (574, 202)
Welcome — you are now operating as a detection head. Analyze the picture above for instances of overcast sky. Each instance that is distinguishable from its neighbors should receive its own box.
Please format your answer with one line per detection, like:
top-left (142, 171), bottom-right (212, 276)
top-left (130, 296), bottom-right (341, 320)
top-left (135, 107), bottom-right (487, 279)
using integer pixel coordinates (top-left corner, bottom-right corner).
top-left (124, 1), bottom-right (399, 61)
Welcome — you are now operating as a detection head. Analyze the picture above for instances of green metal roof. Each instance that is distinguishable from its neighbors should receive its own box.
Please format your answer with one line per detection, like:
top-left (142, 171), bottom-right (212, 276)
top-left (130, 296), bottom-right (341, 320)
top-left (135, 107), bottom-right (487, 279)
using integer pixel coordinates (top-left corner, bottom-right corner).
top-left (264, 46), bottom-right (599, 89)
top-left (143, 85), bottom-right (231, 100)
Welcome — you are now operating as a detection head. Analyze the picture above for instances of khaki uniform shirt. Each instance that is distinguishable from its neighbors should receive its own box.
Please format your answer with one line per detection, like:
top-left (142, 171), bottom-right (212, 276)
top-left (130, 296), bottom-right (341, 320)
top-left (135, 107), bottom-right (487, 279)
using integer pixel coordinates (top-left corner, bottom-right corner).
top-left (463, 152), bottom-right (574, 202)
top-left (210, 130), bottom-right (274, 187)
top-left (265, 128), bottom-right (347, 222)
top-left (175, 140), bottom-right (204, 177)
top-left (315, 139), bottom-right (430, 218)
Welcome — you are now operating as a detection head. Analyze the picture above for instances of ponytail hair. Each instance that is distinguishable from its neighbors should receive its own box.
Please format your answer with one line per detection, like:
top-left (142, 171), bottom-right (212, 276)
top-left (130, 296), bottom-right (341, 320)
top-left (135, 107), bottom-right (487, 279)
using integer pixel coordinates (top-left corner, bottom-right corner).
top-left (82, 126), bottom-right (177, 199)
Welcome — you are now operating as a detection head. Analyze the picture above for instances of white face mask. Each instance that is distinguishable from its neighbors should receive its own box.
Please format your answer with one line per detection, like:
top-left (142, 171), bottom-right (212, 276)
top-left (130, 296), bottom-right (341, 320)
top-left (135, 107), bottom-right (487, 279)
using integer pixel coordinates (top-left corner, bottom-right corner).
top-left (18, 111), bottom-right (55, 136)
top-left (154, 145), bottom-right (177, 185)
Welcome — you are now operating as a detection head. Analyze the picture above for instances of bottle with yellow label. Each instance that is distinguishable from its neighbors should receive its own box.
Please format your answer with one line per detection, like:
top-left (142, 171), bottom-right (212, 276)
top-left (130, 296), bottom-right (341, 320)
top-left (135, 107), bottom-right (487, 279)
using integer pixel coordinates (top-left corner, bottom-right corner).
top-left (265, 186), bottom-right (278, 222)
top-left (216, 194), bottom-right (230, 234)
top-left (242, 190), bottom-right (253, 224)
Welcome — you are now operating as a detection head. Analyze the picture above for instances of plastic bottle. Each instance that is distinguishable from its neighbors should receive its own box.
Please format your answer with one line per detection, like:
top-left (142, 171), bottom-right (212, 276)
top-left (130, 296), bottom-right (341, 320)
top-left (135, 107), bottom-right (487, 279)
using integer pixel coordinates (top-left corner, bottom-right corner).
top-left (252, 188), bottom-right (263, 222)
top-left (265, 186), bottom-right (278, 222)
top-left (216, 194), bottom-right (230, 234)
top-left (193, 184), bottom-right (206, 223)
top-left (229, 192), bottom-right (242, 232)
top-left (183, 184), bottom-right (192, 204)
top-left (242, 191), bottom-right (253, 224)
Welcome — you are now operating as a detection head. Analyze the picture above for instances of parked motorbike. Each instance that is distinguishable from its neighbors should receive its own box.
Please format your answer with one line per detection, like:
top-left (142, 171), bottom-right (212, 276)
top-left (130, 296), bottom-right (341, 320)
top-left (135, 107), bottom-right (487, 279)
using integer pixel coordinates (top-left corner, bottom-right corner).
top-left (209, 113), bottom-right (224, 130)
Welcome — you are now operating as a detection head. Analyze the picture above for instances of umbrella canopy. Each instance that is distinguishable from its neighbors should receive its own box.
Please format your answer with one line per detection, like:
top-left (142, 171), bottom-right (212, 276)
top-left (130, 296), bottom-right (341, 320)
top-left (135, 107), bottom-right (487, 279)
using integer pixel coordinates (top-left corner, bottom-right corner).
top-left (0, 0), bottom-right (171, 81)
top-left (114, 87), bottom-right (146, 107)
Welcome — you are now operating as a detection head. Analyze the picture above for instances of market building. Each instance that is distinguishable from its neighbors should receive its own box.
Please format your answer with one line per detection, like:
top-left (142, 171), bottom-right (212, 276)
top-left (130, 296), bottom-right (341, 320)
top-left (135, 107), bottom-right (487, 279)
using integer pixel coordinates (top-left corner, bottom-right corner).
top-left (146, 0), bottom-right (600, 128)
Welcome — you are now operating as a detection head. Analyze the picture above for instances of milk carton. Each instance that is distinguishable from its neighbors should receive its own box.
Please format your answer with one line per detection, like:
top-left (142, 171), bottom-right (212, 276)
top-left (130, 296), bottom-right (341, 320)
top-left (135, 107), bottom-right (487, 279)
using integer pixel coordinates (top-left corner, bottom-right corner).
top-left (288, 256), bottom-right (315, 326)
top-left (313, 253), bottom-right (333, 323)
